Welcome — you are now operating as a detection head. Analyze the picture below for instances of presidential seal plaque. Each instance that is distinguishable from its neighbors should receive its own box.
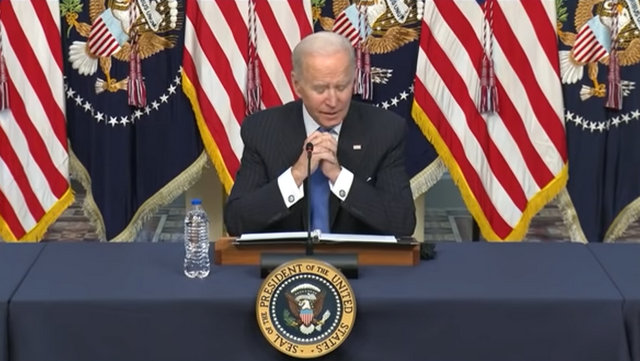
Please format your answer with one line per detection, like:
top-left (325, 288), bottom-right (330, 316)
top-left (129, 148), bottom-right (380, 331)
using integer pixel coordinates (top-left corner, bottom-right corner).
top-left (256, 258), bottom-right (356, 358)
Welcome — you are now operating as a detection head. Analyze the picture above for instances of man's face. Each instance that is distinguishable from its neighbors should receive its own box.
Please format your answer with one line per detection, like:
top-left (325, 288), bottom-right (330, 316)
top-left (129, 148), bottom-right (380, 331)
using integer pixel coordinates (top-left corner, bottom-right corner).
top-left (292, 51), bottom-right (354, 129)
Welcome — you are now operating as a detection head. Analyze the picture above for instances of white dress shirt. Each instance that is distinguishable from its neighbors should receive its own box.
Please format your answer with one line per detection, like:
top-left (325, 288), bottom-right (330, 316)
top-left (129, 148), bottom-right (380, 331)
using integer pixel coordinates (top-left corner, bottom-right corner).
top-left (277, 105), bottom-right (354, 208)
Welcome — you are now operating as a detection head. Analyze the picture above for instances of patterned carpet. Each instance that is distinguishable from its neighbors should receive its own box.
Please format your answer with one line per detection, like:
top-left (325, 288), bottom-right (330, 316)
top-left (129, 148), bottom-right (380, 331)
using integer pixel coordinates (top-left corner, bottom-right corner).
top-left (424, 204), bottom-right (576, 242)
top-left (10, 181), bottom-right (639, 243)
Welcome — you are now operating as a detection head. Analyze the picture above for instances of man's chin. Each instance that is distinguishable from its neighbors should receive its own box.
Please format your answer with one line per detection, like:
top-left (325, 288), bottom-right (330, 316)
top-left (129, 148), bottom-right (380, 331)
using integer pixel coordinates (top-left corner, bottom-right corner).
top-left (318, 116), bottom-right (343, 127)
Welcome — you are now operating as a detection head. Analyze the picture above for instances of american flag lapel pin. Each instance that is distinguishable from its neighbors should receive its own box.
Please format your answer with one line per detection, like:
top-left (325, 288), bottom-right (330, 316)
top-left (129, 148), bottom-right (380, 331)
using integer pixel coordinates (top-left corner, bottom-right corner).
top-left (353, 144), bottom-right (362, 150)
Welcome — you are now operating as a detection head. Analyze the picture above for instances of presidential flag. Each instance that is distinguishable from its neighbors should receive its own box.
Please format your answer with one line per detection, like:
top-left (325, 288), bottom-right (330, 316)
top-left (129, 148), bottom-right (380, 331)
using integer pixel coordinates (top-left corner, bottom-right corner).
top-left (62, 0), bottom-right (204, 241)
top-left (558, 0), bottom-right (640, 242)
top-left (182, 0), bottom-right (312, 193)
top-left (314, 0), bottom-right (443, 197)
top-left (412, 0), bottom-right (568, 241)
top-left (0, 0), bottom-right (73, 242)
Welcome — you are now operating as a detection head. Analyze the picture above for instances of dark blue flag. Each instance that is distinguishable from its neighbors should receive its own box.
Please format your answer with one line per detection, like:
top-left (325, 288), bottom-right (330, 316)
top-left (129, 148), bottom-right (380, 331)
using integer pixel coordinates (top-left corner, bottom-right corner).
top-left (61, 0), bottom-right (204, 240)
top-left (558, 0), bottom-right (640, 241)
top-left (312, 0), bottom-right (440, 196)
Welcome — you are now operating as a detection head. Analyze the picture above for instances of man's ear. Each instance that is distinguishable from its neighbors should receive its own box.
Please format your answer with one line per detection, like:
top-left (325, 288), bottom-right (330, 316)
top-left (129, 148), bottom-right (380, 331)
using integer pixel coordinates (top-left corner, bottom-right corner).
top-left (291, 71), bottom-right (302, 98)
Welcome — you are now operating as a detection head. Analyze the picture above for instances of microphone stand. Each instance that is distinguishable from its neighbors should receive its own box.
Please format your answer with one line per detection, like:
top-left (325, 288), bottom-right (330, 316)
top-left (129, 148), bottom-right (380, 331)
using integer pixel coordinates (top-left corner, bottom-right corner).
top-left (258, 141), bottom-right (358, 279)
top-left (305, 142), bottom-right (314, 256)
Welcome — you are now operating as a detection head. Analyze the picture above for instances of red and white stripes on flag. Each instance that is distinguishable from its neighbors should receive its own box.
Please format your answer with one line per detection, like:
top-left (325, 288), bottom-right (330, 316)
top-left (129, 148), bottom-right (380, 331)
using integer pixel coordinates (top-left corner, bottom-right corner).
top-left (332, 4), bottom-right (361, 46)
top-left (412, 0), bottom-right (567, 241)
top-left (332, 4), bottom-right (372, 100)
top-left (573, 17), bottom-right (610, 64)
top-left (88, 10), bottom-right (126, 58)
top-left (0, 0), bottom-right (72, 241)
top-left (182, 0), bottom-right (312, 193)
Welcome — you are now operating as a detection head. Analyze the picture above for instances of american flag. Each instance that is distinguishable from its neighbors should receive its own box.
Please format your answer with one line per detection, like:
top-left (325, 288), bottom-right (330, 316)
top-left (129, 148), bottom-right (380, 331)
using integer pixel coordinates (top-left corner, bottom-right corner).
top-left (412, 0), bottom-right (567, 240)
top-left (182, 0), bottom-right (312, 193)
top-left (0, 0), bottom-right (72, 241)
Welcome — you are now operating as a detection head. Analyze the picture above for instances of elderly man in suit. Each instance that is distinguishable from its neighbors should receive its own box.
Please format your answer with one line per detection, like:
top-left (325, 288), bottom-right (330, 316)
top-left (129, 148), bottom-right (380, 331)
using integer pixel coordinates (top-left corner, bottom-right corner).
top-left (224, 31), bottom-right (415, 237)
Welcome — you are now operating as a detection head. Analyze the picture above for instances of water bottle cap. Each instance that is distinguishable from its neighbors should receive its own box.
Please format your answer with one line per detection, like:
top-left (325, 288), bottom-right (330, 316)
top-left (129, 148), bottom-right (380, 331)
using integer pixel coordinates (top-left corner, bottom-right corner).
top-left (191, 198), bottom-right (202, 205)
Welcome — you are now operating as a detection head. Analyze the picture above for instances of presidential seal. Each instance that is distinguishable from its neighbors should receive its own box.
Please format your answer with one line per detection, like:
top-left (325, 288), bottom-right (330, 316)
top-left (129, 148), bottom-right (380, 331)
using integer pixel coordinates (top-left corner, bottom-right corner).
top-left (256, 258), bottom-right (356, 358)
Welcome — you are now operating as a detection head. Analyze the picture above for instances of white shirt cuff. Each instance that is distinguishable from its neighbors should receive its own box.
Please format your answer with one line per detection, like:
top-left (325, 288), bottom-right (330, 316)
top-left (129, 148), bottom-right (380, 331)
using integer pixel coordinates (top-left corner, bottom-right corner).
top-left (278, 167), bottom-right (304, 208)
top-left (330, 167), bottom-right (353, 201)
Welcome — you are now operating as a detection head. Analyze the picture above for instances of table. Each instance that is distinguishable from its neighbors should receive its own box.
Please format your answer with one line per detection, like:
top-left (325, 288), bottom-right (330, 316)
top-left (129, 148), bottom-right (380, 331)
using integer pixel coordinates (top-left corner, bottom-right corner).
top-left (0, 244), bottom-right (43, 361)
top-left (347, 242), bottom-right (630, 361)
top-left (589, 244), bottom-right (640, 361)
top-left (8, 242), bottom-right (631, 361)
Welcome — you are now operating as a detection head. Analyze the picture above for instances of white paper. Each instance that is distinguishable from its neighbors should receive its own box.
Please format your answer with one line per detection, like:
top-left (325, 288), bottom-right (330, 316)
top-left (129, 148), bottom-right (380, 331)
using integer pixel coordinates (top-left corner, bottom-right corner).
top-left (317, 233), bottom-right (397, 243)
top-left (236, 231), bottom-right (398, 244)
top-left (236, 231), bottom-right (308, 242)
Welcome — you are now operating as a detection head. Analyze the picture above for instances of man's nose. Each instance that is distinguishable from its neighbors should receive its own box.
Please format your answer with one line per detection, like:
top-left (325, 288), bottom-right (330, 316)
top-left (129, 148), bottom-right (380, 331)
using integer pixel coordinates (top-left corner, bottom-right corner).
top-left (325, 89), bottom-right (337, 106)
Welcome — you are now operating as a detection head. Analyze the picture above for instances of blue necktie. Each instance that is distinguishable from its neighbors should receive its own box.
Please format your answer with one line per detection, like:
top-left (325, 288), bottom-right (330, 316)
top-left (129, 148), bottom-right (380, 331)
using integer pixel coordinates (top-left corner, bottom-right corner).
top-left (310, 128), bottom-right (331, 232)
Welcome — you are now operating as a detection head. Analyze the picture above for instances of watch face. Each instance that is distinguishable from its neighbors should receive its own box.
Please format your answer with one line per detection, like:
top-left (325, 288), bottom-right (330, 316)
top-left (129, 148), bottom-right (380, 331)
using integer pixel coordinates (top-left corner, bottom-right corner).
top-left (256, 258), bottom-right (356, 359)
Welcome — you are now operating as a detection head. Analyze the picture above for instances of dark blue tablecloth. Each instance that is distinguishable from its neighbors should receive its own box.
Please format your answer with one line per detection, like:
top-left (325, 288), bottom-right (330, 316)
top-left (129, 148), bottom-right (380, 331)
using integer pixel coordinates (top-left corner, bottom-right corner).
top-left (348, 242), bottom-right (630, 361)
top-left (589, 243), bottom-right (640, 361)
top-left (0, 244), bottom-right (43, 361)
top-left (8, 242), bottom-right (631, 361)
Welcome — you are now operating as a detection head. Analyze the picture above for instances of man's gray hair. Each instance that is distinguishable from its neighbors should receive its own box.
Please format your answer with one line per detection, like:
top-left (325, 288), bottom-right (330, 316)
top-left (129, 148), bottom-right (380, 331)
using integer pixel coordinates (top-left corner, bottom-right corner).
top-left (291, 31), bottom-right (356, 76)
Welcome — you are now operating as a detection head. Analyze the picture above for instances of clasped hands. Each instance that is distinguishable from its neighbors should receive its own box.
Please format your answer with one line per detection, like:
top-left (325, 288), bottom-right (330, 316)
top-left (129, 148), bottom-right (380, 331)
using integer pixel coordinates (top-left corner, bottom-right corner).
top-left (291, 130), bottom-right (340, 187)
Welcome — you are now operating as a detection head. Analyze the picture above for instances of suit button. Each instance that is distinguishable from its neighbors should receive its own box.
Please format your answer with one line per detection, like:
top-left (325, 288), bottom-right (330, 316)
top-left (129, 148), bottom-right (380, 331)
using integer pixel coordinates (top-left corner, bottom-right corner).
top-left (288, 195), bottom-right (295, 203)
top-left (339, 190), bottom-right (346, 197)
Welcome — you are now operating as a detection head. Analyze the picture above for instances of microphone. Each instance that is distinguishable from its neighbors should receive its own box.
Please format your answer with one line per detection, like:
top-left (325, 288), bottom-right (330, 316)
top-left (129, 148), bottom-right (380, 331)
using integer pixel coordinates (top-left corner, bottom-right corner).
top-left (259, 141), bottom-right (358, 279)
top-left (305, 142), bottom-right (314, 256)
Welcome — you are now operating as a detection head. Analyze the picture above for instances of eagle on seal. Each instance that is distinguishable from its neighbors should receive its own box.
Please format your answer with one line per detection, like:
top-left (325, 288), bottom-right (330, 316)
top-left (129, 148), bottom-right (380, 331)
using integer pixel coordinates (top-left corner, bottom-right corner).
top-left (286, 286), bottom-right (328, 335)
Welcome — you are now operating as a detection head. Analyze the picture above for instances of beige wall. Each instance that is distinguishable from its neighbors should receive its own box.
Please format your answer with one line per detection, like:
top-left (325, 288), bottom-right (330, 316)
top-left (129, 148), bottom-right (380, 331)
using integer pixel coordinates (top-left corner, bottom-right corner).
top-left (185, 165), bottom-right (226, 241)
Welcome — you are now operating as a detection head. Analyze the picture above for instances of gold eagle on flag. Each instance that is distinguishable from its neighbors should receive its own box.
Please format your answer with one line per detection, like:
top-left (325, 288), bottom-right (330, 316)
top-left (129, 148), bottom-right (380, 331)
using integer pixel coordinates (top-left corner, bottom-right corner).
top-left (313, 0), bottom-right (421, 54)
top-left (62, 0), bottom-right (180, 94)
top-left (558, 0), bottom-right (640, 100)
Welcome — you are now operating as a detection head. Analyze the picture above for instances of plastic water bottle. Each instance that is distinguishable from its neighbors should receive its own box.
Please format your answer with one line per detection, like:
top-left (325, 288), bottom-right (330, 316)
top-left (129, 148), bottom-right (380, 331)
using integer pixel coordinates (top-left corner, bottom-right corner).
top-left (184, 198), bottom-right (210, 278)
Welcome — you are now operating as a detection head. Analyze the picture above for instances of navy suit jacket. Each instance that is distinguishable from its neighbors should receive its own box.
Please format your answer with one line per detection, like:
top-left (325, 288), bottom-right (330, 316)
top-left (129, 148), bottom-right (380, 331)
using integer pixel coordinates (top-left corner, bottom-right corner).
top-left (224, 100), bottom-right (416, 237)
